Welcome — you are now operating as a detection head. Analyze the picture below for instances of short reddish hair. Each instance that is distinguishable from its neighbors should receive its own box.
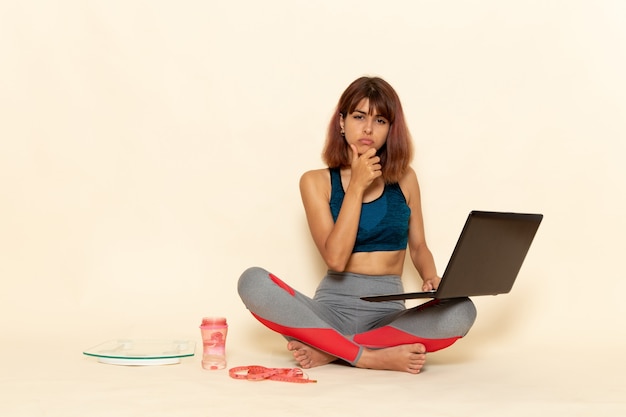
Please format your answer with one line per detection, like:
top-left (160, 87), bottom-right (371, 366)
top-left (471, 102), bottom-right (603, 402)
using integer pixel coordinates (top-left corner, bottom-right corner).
top-left (322, 76), bottom-right (413, 183)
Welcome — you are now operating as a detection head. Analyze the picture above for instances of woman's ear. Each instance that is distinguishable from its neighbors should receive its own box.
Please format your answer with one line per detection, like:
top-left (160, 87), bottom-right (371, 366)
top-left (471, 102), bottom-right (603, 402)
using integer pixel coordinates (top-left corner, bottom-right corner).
top-left (339, 113), bottom-right (345, 130)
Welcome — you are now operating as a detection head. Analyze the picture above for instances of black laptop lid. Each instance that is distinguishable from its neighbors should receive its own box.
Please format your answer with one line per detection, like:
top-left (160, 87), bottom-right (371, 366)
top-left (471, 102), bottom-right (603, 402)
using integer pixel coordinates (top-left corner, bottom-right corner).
top-left (361, 211), bottom-right (543, 302)
top-left (435, 211), bottom-right (543, 298)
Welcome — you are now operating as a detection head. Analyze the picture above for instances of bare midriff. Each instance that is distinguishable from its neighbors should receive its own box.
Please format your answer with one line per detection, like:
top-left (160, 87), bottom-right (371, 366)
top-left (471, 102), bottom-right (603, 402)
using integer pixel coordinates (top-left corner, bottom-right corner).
top-left (343, 250), bottom-right (406, 276)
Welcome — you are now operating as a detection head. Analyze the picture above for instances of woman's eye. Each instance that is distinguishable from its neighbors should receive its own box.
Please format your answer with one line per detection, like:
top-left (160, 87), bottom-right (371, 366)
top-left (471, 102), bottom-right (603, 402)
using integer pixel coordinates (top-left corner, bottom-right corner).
top-left (377, 118), bottom-right (388, 124)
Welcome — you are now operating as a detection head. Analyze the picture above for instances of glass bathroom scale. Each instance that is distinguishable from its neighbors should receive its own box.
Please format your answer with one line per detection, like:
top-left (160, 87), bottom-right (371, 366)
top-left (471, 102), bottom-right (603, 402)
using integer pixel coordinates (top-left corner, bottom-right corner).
top-left (83, 339), bottom-right (196, 366)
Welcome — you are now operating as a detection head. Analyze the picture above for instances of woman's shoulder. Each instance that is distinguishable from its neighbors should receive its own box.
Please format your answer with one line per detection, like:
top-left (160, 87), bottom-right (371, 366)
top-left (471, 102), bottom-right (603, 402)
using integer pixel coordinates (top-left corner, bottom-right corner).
top-left (398, 166), bottom-right (418, 185)
top-left (299, 168), bottom-right (332, 203)
top-left (397, 166), bottom-right (420, 202)
top-left (300, 167), bottom-right (330, 182)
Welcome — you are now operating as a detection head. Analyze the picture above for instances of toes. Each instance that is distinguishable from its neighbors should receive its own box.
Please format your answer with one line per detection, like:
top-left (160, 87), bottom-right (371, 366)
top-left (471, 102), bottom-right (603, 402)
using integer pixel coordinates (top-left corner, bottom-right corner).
top-left (287, 341), bottom-right (301, 351)
top-left (413, 343), bottom-right (426, 354)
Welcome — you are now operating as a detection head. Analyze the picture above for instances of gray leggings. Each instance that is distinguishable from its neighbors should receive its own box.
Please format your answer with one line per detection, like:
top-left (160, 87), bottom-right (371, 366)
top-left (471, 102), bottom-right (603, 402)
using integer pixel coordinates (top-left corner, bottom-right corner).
top-left (238, 266), bottom-right (477, 365)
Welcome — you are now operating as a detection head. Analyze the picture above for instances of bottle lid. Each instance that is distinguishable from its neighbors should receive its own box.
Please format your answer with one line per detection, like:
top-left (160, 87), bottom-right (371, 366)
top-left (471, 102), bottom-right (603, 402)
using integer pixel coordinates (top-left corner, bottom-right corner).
top-left (200, 317), bottom-right (227, 327)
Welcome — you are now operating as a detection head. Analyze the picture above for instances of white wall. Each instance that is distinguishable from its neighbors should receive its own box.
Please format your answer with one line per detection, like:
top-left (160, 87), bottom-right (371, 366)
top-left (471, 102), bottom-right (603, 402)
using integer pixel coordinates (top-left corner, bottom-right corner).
top-left (1, 0), bottom-right (624, 352)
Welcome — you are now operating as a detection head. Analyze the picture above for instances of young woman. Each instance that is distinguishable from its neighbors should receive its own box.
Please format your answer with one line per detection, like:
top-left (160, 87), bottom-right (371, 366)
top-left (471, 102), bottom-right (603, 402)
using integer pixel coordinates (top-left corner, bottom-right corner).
top-left (238, 76), bottom-right (476, 374)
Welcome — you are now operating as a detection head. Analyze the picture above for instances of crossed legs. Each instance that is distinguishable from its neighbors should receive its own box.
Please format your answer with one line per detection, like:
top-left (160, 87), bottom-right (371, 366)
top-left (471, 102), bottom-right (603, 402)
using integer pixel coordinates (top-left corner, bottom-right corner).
top-left (238, 267), bottom-right (476, 374)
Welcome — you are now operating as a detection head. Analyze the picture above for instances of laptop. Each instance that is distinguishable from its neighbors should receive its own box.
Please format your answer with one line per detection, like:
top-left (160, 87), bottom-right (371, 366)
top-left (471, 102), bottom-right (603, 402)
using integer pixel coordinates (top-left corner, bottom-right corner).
top-left (361, 211), bottom-right (543, 302)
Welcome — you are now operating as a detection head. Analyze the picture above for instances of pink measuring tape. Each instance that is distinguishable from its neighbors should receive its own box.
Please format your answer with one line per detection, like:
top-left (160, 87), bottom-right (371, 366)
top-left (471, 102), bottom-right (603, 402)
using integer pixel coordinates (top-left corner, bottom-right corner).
top-left (229, 366), bottom-right (317, 383)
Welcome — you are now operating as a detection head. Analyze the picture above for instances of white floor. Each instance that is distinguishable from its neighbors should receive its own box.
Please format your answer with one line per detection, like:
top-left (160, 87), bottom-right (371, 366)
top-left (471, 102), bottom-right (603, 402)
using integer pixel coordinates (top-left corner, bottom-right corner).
top-left (2, 332), bottom-right (624, 417)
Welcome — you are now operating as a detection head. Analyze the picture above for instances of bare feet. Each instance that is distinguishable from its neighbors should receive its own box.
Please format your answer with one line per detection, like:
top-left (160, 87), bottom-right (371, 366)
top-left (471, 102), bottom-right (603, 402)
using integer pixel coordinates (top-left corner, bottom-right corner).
top-left (287, 341), bottom-right (427, 374)
top-left (356, 343), bottom-right (427, 374)
top-left (287, 341), bottom-right (337, 369)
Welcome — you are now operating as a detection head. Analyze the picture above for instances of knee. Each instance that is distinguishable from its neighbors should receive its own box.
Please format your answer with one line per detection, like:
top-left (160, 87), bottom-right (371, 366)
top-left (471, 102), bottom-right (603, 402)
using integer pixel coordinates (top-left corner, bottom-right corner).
top-left (237, 266), bottom-right (269, 301)
top-left (432, 297), bottom-right (477, 337)
top-left (464, 298), bottom-right (477, 323)
top-left (451, 297), bottom-right (478, 335)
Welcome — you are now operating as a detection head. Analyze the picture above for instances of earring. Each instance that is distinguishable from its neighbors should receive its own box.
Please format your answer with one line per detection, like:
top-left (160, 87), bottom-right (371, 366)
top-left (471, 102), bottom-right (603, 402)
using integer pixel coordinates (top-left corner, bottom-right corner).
top-left (339, 113), bottom-right (345, 137)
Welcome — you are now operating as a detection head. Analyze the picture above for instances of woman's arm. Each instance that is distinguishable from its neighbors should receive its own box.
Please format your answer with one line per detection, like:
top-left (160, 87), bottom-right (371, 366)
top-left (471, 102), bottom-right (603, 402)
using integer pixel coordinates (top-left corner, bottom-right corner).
top-left (300, 146), bottom-right (381, 272)
top-left (400, 167), bottom-right (441, 291)
top-left (299, 169), bottom-right (359, 271)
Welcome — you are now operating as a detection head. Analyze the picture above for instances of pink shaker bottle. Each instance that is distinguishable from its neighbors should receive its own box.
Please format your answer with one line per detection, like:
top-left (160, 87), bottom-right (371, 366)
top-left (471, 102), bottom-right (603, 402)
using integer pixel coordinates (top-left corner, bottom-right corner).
top-left (199, 317), bottom-right (228, 370)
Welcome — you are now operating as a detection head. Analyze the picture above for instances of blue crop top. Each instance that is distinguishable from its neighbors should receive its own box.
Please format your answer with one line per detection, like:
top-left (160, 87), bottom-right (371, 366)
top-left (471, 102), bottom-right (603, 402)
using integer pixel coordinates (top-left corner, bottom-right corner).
top-left (328, 167), bottom-right (411, 253)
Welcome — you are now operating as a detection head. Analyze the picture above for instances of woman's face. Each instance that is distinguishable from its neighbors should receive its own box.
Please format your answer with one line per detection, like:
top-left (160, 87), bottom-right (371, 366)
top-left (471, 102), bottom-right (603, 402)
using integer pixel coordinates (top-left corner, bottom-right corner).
top-left (340, 98), bottom-right (390, 156)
